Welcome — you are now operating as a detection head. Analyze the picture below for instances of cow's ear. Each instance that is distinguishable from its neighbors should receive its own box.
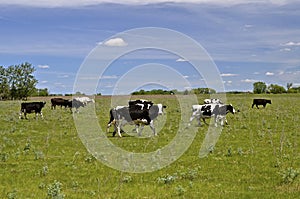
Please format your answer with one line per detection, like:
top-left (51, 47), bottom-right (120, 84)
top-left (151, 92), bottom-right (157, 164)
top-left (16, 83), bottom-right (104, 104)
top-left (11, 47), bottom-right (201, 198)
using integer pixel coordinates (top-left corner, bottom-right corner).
top-left (163, 105), bottom-right (167, 108)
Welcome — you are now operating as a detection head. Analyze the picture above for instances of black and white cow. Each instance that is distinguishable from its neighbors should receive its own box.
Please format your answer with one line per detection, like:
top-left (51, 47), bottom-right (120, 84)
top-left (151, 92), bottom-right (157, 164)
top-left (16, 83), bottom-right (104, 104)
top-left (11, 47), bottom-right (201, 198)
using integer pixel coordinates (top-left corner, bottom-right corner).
top-left (107, 100), bottom-right (166, 137)
top-left (189, 104), bottom-right (236, 127)
top-left (252, 99), bottom-right (271, 109)
top-left (19, 101), bottom-right (46, 119)
top-left (203, 98), bottom-right (223, 104)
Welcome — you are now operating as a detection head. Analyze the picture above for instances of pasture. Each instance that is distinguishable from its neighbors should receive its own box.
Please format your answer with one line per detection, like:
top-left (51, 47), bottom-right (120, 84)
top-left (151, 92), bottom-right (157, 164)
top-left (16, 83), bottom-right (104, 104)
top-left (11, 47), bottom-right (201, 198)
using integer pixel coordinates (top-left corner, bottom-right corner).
top-left (0, 94), bottom-right (299, 198)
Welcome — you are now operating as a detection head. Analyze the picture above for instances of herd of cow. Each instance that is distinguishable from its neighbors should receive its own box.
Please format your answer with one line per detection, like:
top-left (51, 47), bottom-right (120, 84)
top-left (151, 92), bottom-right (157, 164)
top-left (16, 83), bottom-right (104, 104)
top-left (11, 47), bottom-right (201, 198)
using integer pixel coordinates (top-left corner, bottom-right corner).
top-left (19, 97), bottom-right (94, 119)
top-left (18, 97), bottom-right (272, 137)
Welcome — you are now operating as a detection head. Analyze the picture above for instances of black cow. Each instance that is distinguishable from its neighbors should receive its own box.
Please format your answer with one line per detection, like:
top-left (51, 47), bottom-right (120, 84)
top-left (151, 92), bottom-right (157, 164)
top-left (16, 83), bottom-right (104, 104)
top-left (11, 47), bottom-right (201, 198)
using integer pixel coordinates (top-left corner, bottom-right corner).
top-left (252, 99), bottom-right (271, 109)
top-left (107, 100), bottom-right (166, 137)
top-left (19, 102), bottom-right (46, 119)
top-left (51, 98), bottom-right (70, 109)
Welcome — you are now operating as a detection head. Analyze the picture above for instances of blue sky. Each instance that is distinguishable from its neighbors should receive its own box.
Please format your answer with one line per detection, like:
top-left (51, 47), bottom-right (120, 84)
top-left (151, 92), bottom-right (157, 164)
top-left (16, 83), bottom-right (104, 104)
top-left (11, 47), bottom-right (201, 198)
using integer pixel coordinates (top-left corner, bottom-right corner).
top-left (1, 0), bottom-right (300, 94)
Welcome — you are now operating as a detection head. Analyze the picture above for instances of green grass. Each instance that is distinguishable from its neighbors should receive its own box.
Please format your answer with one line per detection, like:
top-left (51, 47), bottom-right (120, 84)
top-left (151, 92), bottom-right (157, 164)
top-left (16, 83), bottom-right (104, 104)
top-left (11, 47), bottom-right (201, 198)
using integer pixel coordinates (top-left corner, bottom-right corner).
top-left (0, 94), bottom-right (299, 198)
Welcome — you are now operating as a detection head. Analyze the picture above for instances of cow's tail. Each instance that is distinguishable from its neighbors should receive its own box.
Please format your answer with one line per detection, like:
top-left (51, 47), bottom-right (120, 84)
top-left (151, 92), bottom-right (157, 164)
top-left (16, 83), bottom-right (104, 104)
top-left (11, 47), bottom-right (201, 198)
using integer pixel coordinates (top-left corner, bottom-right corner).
top-left (107, 109), bottom-right (116, 132)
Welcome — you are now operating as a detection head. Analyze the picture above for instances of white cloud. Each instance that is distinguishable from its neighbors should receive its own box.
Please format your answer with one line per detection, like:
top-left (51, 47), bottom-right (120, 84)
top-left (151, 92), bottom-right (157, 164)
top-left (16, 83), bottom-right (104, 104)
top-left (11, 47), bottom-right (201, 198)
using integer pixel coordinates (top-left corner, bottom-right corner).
top-left (0, 0), bottom-right (295, 7)
top-left (101, 75), bottom-right (118, 79)
top-left (176, 58), bottom-right (188, 62)
top-left (241, 79), bottom-right (258, 83)
top-left (40, 80), bottom-right (48, 84)
top-left (38, 64), bottom-right (50, 69)
top-left (280, 48), bottom-right (291, 52)
top-left (104, 38), bottom-right (127, 47)
top-left (244, 24), bottom-right (253, 28)
top-left (265, 72), bottom-right (274, 76)
top-left (221, 73), bottom-right (238, 77)
top-left (282, 41), bottom-right (300, 46)
top-left (58, 74), bottom-right (69, 78)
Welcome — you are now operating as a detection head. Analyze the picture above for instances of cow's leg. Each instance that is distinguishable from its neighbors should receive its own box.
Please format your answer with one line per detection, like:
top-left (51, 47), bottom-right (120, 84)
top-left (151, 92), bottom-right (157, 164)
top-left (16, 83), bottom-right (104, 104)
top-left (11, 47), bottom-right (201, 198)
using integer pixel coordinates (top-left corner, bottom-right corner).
top-left (40, 111), bottom-right (44, 118)
top-left (189, 112), bottom-right (201, 126)
top-left (135, 125), bottom-right (140, 136)
top-left (225, 117), bottom-right (228, 125)
top-left (137, 125), bottom-right (145, 136)
top-left (256, 104), bottom-right (259, 109)
top-left (202, 118), bottom-right (209, 125)
top-left (196, 115), bottom-right (202, 126)
top-left (220, 116), bottom-right (225, 126)
top-left (24, 111), bottom-right (28, 119)
top-left (112, 124), bottom-right (117, 137)
top-left (251, 103), bottom-right (254, 108)
top-left (214, 116), bottom-right (218, 127)
top-left (19, 110), bottom-right (23, 119)
top-left (116, 125), bottom-right (122, 137)
top-left (189, 115), bottom-right (195, 126)
top-left (149, 121), bottom-right (156, 136)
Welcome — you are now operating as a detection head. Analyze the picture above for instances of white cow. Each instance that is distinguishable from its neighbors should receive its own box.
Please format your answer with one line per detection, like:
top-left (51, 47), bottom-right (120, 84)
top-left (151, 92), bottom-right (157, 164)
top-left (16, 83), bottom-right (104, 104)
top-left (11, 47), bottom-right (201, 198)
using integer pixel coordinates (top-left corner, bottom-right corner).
top-left (74, 97), bottom-right (95, 106)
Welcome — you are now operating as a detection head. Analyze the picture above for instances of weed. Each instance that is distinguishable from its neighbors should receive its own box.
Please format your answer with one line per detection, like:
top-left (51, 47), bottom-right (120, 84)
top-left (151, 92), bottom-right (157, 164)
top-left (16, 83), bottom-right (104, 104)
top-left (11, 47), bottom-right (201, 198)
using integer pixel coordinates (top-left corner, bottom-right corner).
top-left (84, 154), bottom-right (96, 163)
top-left (0, 152), bottom-right (9, 162)
top-left (23, 140), bottom-right (31, 153)
top-left (279, 167), bottom-right (299, 184)
top-left (47, 180), bottom-right (65, 199)
top-left (226, 147), bottom-right (232, 157)
top-left (237, 147), bottom-right (243, 156)
top-left (6, 190), bottom-right (17, 199)
top-left (179, 168), bottom-right (199, 180)
top-left (157, 174), bottom-right (178, 184)
top-left (34, 150), bottom-right (45, 160)
top-left (175, 185), bottom-right (186, 196)
top-left (122, 175), bottom-right (133, 183)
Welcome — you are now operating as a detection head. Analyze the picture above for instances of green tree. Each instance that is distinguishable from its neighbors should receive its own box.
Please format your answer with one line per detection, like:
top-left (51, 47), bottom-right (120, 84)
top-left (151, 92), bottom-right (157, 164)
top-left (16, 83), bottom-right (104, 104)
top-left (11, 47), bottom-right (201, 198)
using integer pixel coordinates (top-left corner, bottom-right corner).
top-left (287, 83), bottom-right (293, 90)
top-left (253, 81), bottom-right (267, 94)
top-left (32, 88), bottom-right (49, 96)
top-left (268, 84), bottom-right (286, 94)
top-left (0, 66), bottom-right (10, 100)
top-left (192, 88), bottom-right (216, 94)
top-left (7, 63), bottom-right (38, 100)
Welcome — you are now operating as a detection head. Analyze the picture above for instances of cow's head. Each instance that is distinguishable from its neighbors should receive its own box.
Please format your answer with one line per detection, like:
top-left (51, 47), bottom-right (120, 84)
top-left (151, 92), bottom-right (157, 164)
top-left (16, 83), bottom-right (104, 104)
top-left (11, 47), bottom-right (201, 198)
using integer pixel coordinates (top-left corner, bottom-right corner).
top-left (157, 104), bottom-right (167, 115)
top-left (227, 104), bottom-right (236, 114)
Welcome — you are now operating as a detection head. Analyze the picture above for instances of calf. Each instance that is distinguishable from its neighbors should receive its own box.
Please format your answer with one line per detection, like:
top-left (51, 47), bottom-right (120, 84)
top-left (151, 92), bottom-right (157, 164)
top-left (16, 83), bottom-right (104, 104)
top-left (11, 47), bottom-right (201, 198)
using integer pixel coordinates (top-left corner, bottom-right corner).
top-left (252, 99), bottom-right (271, 109)
top-left (189, 104), bottom-right (236, 127)
top-left (19, 102), bottom-right (46, 119)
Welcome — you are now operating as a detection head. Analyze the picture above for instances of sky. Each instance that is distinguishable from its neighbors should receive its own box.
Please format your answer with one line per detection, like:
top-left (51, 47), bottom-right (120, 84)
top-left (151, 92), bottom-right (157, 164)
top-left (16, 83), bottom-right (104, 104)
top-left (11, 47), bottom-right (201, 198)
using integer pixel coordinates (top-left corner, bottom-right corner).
top-left (1, 0), bottom-right (300, 94)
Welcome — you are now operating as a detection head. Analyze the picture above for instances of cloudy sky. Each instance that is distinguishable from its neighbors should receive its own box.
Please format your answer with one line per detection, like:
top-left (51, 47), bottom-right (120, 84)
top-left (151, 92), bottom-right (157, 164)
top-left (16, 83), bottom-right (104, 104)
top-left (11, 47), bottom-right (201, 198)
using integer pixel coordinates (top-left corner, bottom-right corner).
top-left (1, 0), bottom-right (300, 94)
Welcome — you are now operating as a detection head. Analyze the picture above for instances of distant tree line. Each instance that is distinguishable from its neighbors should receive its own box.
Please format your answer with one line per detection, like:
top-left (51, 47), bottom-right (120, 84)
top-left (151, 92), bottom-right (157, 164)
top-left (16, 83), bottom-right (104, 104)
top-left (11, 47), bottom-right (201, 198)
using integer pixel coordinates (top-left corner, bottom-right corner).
top-left (0, 62), bottom-right (48, 100)
top-left (253, 81), bottom-right (300, 94)
top-left (131, 88), bottom-right (216, 95)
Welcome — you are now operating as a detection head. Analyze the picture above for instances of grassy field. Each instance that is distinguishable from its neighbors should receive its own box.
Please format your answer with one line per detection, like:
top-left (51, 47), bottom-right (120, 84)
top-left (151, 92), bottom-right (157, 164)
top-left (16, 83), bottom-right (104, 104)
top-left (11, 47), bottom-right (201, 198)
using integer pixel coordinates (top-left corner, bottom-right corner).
top-left (0, 94), bottom-right (299, 198)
